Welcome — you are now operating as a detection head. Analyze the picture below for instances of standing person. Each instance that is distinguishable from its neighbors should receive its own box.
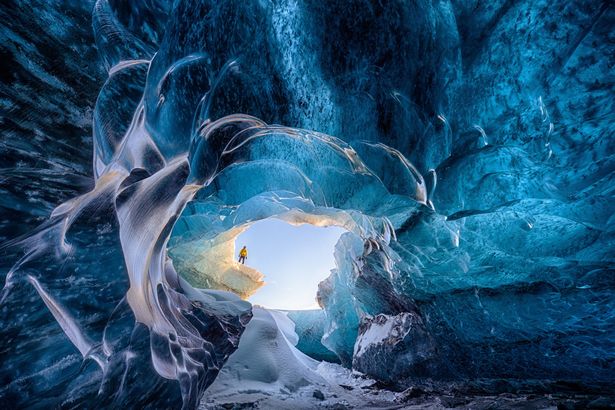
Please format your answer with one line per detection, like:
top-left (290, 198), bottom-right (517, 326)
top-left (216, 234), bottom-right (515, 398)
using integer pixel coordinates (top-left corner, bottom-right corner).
top-left (238, 246), bottom-right (248, 264)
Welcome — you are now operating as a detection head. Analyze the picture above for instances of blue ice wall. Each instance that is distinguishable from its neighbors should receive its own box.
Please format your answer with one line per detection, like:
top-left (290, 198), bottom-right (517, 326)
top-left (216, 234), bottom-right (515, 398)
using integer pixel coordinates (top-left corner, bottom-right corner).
top-left (0, 0), bottom-right (613, 408)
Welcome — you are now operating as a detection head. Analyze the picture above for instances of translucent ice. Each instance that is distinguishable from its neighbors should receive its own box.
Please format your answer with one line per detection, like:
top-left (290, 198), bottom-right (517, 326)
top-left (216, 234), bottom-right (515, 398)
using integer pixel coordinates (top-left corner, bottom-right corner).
top-left (1, 0), bottom-right (613, 408)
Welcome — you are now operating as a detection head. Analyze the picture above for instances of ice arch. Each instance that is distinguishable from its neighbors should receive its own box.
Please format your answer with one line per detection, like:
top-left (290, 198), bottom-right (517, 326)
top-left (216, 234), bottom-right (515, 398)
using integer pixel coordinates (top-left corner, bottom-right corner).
top-left (163, 113), bottom-right (430, 367)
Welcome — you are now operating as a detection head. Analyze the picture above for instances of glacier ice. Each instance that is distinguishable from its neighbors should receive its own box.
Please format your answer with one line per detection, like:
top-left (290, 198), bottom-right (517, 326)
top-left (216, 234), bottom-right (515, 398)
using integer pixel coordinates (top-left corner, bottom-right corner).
top-left (353, 312), bottom-right (437, 382)
top-left (286, 309), bottom-right (340, 364)
top-left (0, 0), bottom-right (614, 408)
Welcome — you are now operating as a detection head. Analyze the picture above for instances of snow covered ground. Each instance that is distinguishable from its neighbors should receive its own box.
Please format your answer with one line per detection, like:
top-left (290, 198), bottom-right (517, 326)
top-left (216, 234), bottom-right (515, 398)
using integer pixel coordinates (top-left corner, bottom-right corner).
top-left (199, 307), bottom-right (609, 409)
top-left (200, 307), bottom-right (399, 409)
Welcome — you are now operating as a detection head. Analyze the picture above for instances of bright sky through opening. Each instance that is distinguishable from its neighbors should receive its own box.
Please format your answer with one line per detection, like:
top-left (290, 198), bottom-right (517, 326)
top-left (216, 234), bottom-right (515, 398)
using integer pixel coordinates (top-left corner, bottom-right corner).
top-left (235, 218), bottom-right (347, 310)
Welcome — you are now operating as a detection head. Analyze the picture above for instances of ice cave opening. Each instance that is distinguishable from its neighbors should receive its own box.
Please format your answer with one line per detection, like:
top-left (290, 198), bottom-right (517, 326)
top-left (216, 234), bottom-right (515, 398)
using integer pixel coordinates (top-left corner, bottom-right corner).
top-left (234, 218), bottom-right (347, 310)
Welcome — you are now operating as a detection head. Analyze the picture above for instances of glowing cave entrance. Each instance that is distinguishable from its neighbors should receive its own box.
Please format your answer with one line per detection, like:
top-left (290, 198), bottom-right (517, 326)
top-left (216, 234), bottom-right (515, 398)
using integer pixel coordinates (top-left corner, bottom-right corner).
top-left (167, 203), bottom-right (355, 312)
top-left (235, 218), bottom-right (347, 310)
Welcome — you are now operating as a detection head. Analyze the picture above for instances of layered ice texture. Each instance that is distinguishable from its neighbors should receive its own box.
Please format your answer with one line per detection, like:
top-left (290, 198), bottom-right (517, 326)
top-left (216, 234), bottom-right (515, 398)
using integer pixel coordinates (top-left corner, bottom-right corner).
top-left (0, 0), bottom-right (613, 408)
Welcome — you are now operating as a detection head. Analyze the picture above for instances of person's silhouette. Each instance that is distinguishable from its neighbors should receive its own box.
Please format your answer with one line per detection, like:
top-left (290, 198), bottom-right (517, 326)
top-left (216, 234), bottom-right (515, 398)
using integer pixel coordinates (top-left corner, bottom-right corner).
top-left (238, 246), bottom-right (248, 264)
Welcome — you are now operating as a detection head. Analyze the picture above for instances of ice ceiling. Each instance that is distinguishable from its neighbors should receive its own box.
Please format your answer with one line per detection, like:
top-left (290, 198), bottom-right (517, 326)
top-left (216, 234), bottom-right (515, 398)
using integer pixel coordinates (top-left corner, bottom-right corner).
top-left (0, 0), bottom-right (613, 408)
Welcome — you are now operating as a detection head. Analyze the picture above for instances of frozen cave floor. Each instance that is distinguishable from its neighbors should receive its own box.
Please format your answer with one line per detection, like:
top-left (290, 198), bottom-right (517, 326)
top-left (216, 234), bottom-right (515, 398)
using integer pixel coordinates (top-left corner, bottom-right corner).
top-left (199, 307), bottom-right (614, 410)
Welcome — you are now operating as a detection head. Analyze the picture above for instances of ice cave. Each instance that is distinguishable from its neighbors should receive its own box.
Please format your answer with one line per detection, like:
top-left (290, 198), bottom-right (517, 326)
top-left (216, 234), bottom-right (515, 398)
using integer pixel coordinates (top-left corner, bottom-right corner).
top-left (0, 0), bottom-right (613, 409)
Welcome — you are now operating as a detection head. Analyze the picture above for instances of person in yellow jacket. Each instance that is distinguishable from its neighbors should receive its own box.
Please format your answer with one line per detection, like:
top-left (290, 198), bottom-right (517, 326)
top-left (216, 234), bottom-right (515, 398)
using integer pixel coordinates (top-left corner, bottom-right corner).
top-left (238, 246), bottom-right (248, 264)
